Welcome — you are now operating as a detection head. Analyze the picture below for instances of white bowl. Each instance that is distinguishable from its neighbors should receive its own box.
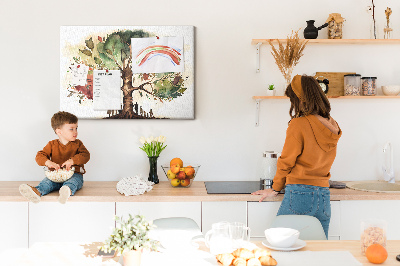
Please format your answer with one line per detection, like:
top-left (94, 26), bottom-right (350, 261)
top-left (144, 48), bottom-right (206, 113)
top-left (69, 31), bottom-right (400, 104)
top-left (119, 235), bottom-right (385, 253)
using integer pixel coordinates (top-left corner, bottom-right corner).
top-left (264, 227), bottom-right (300, 248)
top-left (382, 85), bottom-right (400, 96)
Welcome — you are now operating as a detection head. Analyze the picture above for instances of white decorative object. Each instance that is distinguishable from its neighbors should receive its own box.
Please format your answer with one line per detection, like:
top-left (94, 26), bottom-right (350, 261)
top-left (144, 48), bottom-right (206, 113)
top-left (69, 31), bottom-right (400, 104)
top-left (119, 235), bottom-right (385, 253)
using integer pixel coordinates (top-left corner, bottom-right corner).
top-left (45, 167), bottom-right (75, 183)
top-left (116, 176), bottom-right (154, 196)
top-left (381, 85), bottom-right (400, 96)
top-left (266, 90), bottom-right (275, 96)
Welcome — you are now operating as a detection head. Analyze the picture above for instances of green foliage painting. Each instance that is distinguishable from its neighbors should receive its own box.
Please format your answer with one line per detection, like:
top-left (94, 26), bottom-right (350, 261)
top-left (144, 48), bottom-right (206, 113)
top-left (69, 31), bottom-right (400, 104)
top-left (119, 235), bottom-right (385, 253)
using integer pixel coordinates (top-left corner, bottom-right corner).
top-left (60, 26), bottom-right (194, 119)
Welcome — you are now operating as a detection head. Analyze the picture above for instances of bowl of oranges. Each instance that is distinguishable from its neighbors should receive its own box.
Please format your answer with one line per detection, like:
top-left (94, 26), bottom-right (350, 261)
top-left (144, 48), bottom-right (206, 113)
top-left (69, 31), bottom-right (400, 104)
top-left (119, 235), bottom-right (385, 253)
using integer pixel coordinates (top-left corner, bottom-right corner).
top-left (161, 158), bottom-right (200, 188)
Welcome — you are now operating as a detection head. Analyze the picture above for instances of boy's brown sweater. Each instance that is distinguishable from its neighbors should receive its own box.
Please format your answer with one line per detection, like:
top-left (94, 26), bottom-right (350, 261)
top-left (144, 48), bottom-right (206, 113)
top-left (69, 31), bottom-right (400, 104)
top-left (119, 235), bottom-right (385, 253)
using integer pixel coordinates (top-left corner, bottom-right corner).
top-left (36, 139), bottom-right (90, 174)
top-left (272, 115), bottom-right (342, 192)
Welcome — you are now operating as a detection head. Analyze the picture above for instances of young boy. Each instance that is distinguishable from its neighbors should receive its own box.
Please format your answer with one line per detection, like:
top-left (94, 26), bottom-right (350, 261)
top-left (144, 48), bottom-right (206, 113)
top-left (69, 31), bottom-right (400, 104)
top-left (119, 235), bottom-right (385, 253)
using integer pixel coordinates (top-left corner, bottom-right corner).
top-left (19, 111), bottom-right (90, 204)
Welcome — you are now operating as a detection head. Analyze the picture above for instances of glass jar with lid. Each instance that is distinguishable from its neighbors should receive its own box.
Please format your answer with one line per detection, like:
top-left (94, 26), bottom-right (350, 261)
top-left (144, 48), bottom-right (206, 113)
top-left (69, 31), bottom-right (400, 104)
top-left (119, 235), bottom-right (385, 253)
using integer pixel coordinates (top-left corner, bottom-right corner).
top-left (344, 74), bottom-right (361, 96)
top-left (261, 151), bottom-right (279, 188)
top-left (362, 77), bottom-right (377, 96)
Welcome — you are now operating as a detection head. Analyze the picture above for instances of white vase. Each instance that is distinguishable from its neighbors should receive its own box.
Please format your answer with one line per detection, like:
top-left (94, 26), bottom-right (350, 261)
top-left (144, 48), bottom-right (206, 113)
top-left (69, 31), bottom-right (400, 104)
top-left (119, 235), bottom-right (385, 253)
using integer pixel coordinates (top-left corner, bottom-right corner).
top-left (266, 90), bottom-right (275, 96)
top-left (119, 250), bottom-right (142, 266)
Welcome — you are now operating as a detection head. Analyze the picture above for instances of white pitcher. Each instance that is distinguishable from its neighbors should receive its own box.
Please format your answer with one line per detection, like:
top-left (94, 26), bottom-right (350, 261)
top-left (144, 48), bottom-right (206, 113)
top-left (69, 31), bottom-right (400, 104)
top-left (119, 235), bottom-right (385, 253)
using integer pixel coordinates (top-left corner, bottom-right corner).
top-left (205, 222), bottom-right (233, 255)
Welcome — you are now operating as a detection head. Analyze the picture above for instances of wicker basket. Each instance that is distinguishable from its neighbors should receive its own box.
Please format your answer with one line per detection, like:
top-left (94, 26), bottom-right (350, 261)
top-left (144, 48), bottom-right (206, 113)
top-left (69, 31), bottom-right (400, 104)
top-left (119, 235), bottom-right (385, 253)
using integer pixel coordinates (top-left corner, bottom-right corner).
top-left (45, 167), bottom-right (75, 183)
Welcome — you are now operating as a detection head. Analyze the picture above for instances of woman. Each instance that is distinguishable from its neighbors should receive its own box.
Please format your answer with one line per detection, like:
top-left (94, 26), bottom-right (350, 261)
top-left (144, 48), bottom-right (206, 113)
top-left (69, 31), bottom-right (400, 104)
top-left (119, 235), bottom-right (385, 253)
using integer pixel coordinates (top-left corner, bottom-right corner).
top-left (252, 75), bottom-right (342, 238)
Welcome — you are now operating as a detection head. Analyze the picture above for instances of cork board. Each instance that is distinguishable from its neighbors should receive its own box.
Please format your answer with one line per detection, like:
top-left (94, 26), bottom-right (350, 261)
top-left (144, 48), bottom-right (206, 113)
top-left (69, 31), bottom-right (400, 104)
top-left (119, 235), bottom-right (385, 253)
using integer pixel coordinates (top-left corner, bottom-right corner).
top-left (315, 72), bottom-right (356, 96)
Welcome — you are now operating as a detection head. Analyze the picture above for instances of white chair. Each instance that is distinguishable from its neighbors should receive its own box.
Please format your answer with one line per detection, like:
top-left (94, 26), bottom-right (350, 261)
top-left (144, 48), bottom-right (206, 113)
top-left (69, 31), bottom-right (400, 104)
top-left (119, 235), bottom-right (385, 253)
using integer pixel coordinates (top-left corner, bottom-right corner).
top-left (269, 215), bottom-right (327, 240)
top-left (152, 217), bottom-right (204, 246)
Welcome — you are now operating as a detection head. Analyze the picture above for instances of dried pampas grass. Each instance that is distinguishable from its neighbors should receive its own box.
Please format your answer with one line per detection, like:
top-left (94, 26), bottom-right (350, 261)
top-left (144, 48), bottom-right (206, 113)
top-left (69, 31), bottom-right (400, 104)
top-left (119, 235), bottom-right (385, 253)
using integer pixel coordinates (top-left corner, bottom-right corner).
top-left (269, 30), bottom-right (308, 85)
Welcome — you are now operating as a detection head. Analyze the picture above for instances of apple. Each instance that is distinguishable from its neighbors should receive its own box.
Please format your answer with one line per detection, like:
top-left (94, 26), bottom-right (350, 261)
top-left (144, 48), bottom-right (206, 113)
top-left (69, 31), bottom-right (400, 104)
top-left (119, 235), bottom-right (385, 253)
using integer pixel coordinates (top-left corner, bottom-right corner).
top-left (170, 178), bottom-right (181, 187)
top-left (185, 166), bottom-right (195, 176)
top-left (180, 179), bottom-right (191, 187)
top-left (176, 171), bottom-right (186, 180)
top-left (167, 169), bottom-right (176, 179)
top-left (170, 164), bottom-right (180, 174)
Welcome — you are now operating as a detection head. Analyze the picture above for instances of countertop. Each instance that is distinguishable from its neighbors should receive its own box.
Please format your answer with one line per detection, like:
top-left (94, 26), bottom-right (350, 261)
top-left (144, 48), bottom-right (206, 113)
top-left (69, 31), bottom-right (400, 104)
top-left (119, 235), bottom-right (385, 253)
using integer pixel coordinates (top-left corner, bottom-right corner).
top-left (2, 181), bottom-right (400, 202)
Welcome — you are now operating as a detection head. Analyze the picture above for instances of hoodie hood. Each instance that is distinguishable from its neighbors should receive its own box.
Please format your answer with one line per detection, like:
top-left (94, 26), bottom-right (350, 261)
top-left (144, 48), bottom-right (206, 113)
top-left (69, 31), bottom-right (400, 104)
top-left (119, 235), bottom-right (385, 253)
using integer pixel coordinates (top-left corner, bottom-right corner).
top-left (305, 115), bottom-right (342, 152)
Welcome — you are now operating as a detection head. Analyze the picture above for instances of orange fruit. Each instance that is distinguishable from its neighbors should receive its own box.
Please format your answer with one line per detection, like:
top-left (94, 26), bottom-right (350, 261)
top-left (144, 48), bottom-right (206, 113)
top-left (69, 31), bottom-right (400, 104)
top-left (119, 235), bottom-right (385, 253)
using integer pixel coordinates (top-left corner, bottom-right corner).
top-left (365, 244), bottom-right (388, 264)
top-left (170, 158), bottom-right (183, 168)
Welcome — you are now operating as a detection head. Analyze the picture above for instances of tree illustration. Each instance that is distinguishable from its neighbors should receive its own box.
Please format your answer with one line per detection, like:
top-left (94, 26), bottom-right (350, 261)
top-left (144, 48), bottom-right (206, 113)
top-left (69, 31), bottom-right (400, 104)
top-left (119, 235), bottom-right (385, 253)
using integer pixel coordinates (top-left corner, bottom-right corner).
top-left (67, 29), bottom-right (187, 119)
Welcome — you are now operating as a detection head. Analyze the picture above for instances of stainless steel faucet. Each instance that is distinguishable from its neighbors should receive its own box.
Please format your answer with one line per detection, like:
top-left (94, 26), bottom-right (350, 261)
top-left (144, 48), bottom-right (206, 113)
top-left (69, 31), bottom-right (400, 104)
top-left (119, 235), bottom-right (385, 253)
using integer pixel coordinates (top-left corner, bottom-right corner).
top-left (383, 142), bottom-right (395, 183)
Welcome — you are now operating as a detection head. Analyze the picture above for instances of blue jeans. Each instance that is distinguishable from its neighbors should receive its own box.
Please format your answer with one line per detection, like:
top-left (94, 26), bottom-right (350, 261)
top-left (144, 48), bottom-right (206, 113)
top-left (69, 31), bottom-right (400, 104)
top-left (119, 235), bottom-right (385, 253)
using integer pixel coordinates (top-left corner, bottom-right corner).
top-left (35, 173), bottom-right (84, 196)
top-left (277, 184), bottom-right (331, 238)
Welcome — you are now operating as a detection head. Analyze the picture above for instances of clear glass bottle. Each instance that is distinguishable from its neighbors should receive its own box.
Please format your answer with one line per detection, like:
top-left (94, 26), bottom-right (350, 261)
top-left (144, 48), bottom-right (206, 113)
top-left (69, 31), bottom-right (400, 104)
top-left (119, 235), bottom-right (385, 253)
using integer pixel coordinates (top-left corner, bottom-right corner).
top-left (362, 77), bottom-right (377, 96)
top-left (261, 151), bottom-right (279, 186)
top-left (344, 74), bottom-right (361, 96)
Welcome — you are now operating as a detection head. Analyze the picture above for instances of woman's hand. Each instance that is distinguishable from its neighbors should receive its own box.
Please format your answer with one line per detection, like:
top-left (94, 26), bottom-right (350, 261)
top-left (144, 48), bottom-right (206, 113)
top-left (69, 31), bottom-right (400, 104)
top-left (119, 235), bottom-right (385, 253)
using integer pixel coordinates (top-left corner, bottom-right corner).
top-left (251, 188), bottom-right (279, 202)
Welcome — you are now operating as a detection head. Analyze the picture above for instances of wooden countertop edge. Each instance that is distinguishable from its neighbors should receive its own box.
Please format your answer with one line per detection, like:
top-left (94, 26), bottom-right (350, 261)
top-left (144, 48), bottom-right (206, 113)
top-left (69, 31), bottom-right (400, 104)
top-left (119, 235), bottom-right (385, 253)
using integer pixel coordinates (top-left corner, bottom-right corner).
top-left (2, 181), bottom-right (400, 202)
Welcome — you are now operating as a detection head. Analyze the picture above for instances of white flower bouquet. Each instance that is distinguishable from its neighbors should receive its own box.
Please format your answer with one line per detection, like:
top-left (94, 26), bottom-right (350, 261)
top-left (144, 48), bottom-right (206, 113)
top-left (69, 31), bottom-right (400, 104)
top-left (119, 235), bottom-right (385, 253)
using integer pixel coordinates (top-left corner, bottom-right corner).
top-left (139, 135), bottom-right (167, 157)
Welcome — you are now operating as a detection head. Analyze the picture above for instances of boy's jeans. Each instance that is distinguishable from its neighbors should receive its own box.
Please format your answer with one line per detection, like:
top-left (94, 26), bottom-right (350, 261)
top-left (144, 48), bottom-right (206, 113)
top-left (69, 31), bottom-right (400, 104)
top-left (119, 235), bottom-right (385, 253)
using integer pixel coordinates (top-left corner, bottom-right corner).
top-left (276, 184), bottom-right (331, 239)
top-left (36, 173), bottom-right (84, 196)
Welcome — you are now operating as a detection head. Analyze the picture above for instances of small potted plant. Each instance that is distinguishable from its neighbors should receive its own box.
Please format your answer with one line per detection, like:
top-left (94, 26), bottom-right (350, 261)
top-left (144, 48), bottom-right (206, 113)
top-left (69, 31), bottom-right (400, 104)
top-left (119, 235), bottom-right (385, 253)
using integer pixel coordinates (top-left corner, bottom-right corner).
top-left (267, 84), bottom-right (276, 96)
top-left (101, 214), bottom-right (159, 266)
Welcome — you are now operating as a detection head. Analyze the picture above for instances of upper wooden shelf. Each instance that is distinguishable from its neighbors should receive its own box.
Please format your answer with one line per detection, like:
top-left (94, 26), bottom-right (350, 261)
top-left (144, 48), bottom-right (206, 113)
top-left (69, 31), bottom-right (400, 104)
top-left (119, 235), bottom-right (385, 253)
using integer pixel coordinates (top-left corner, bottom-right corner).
top-left (253, 95), bottom-right (400, 99)
top-left (251, 39), bottom-right (400, 45)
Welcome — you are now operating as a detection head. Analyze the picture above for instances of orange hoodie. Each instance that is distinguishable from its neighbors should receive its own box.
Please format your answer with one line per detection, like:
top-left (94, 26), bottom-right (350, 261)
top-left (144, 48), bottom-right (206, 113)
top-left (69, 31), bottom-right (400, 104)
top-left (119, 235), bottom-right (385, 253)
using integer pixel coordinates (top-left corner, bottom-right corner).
top-left (272, 115), bottom-right (342, 191)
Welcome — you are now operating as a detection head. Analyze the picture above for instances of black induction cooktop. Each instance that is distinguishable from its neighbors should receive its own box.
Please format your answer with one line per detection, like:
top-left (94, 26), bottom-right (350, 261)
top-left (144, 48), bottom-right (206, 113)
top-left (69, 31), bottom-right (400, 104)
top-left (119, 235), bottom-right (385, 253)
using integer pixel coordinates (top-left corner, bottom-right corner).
top-left (205, 181), bottom-right (264, 194)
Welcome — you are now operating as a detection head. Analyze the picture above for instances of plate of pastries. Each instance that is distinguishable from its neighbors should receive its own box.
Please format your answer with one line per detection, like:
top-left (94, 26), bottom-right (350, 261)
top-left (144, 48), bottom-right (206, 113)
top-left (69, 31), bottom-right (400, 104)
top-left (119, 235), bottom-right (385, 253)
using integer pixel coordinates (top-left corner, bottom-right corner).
top-left (216, 248), bottom-right (277, 266)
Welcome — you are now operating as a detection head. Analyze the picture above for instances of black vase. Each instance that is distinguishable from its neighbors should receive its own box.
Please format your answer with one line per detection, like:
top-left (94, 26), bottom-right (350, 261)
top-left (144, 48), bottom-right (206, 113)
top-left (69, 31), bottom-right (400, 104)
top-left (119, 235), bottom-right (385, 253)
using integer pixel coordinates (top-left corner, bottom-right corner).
top-left (148, 156), bottom-right (159, 184)
top-left (303, 20), bottom-right (328, 39)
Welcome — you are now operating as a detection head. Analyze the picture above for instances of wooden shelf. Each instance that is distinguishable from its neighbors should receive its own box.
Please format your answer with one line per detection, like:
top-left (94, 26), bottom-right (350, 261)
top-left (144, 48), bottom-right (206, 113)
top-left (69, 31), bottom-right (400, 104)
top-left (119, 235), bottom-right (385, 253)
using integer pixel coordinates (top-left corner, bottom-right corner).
top-left (251, 39), bottom-right (400, 45)
top-left (253, 95), bottom-right (400, 99)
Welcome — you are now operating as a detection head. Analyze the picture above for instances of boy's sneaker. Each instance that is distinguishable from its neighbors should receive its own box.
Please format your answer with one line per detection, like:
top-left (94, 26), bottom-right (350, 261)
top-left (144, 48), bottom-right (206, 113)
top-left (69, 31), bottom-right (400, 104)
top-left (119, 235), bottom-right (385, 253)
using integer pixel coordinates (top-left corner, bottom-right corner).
top-left (58, 186), bottom-right (71, 204)
top-left (19, 184), bottom-right (41, 203)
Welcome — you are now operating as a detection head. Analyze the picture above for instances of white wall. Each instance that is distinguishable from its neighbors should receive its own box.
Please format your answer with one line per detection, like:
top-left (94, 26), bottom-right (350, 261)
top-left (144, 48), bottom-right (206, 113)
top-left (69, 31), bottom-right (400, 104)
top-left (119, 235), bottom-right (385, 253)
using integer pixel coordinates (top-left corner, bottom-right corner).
top-left (1, 0), bottom-right (400, 183)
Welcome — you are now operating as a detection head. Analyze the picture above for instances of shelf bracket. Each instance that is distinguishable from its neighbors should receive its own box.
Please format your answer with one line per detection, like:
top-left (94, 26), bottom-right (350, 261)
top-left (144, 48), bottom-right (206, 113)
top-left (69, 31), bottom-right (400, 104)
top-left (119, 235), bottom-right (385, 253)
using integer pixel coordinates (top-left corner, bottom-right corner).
top-left (256, 42), bottom-right (262, 73)
top-left (255, 99), bottom-right (260, 126)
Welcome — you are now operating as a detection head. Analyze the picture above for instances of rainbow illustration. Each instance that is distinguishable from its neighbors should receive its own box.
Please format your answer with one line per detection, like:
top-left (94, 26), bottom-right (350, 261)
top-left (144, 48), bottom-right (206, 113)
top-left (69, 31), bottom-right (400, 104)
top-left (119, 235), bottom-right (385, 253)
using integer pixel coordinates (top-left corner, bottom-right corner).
top-left (135, 45), bottom-right (181, 67)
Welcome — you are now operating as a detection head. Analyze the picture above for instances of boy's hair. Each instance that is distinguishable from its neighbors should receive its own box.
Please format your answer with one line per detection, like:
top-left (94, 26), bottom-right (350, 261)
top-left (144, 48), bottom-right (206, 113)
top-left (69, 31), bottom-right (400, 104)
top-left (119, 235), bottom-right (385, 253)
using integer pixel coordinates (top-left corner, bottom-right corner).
top-left (51, 111), bottom-right (78, 131)
top-left (285, 75), bottom-right (331, 121)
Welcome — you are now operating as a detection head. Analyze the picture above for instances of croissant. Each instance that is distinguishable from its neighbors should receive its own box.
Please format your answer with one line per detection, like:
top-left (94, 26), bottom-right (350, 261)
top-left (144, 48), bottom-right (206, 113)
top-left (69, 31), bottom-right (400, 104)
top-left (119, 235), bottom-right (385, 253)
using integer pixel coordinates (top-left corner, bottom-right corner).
top-left (232, 248), bottom-right (254, 260)
top-left (216, 253), bottom-right (235, 266)
top-left (247, 258), bottom-right (262, 266)
top-left (232, 257), bottom-right (246, 266)
top-left (259, 255), bottom-right (277, 266)
top-left (252, 248), bottom-right (271, 259)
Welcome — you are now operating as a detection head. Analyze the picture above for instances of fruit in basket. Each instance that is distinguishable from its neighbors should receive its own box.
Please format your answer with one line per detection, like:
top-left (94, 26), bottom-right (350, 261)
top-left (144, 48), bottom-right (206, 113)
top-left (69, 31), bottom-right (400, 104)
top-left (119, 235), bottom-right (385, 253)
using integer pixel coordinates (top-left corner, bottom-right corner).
top-left (170, 164), bottom-right (180, 174)
top-left (167, 170), bottom-right (176, 179)
top-left (170, 158), bottom-right (183, 168)
top-left (365, 244), bottom-right (387, 264)
top-left (180, 179), bottom-right (191, 187)
top-left (176, 170), bottom-right (186, 180)
top-left (170, 178), bottom-right (181, 187)
top-left (185, 165), bottom-right (195, 177)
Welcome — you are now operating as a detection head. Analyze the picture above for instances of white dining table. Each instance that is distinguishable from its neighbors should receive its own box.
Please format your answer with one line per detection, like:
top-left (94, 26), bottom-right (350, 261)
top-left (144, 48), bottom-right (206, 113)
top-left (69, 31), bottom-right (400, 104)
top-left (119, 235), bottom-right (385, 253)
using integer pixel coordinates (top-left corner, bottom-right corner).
top-left (1, 240), bottom-right (399, 266)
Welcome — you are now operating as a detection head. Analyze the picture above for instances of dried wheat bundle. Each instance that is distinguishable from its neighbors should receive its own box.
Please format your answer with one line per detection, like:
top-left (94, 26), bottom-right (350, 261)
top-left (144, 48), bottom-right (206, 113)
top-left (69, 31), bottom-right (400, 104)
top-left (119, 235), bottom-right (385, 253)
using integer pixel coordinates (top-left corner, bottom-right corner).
top-left (269, 30), bottom-right (308, 85)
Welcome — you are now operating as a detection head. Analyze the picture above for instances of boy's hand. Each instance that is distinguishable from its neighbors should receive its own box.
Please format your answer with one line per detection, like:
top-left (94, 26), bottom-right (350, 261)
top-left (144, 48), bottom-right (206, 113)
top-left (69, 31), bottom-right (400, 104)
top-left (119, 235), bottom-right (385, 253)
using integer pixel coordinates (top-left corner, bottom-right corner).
top-left (61, 159), bottom-right (74, 171)
top-left (45, 160), bottom-right (60, 170)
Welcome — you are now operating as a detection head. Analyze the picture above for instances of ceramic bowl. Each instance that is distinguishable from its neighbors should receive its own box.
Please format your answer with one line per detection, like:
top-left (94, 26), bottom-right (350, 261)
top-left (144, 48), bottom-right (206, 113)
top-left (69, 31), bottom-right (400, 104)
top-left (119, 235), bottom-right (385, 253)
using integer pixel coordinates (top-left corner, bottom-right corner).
top-left (161, 164), bottom-right (200, 188)
top-left (381, 85), bottom-right (400, 96)
top-left (264, 227), bottom-right (300, 248)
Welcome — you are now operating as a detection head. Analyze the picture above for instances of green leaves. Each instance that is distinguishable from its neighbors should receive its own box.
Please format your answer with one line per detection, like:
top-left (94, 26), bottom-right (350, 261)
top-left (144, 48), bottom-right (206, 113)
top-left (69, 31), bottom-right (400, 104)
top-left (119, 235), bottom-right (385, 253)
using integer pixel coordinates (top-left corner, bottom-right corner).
top-left (102, 214), bottom-right (159, 254)
top-left (85, 37), bottom-right (94, 50)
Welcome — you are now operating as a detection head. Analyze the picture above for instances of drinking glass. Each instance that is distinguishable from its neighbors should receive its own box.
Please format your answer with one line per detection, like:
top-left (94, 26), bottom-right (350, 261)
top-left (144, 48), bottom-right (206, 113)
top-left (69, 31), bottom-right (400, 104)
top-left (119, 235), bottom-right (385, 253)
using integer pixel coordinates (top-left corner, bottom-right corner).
top-left (229, 222), bottom-right (251, 249)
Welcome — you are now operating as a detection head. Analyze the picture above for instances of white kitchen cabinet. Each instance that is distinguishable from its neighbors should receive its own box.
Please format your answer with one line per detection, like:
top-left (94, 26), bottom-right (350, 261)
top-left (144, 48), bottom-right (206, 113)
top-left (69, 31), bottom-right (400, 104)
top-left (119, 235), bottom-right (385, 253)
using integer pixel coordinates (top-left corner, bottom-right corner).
top-left (116, 202), bottom-right (201, 230)
top-left (247, 201), bottom-right (281, 239)
top-left (340, 200), bottom-right (400, 240)
top-left (202, 201), bottom-right (247, 233)
top-left (328, 201), bottom-right (340, 240)
top-left (0, 202), bottom-right (28, 252)
top-left (248, 201), bottom-right (341, 240)
top-left (29, 202), bottom-right (115, 246)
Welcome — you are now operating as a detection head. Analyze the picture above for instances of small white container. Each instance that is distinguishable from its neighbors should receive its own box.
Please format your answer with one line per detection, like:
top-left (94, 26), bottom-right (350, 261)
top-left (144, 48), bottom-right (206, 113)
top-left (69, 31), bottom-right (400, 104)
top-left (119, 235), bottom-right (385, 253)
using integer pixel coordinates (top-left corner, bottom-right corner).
top-left (265, 227), bottom-right (299, 248)
top-left (381, 85), bottom-right (400, 96)
top-left (266, 90), bottom-right (276, 96)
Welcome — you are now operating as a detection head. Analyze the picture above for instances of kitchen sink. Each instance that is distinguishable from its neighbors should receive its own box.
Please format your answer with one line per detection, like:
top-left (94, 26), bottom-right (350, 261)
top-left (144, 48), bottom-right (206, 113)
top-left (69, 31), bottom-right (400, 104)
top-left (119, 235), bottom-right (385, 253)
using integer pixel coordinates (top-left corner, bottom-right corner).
top-left (346, 181), bottom-right (400, 193)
